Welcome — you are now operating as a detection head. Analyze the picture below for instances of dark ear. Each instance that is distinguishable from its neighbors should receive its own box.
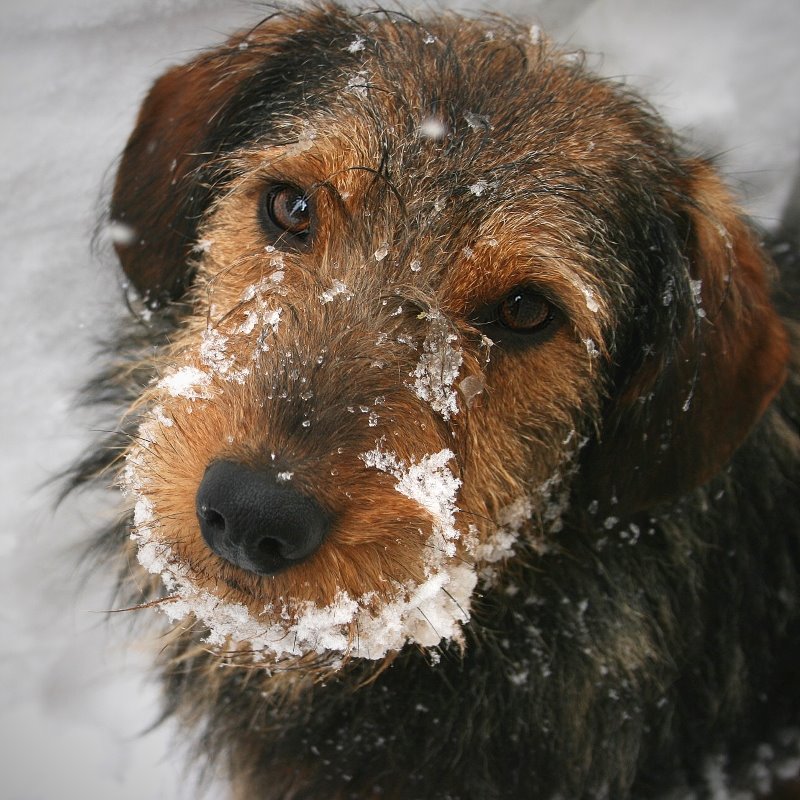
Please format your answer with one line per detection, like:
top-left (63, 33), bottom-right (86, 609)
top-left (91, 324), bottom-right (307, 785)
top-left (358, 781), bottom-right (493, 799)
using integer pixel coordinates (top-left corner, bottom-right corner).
top-left (111, 60), bottom-right (210, 305)
top-left (108, 16), bottom-right (295, 307)
top-left (110, 52), bottom-right (241, 307)
top-left (581, 160), bottom-right (790, 513)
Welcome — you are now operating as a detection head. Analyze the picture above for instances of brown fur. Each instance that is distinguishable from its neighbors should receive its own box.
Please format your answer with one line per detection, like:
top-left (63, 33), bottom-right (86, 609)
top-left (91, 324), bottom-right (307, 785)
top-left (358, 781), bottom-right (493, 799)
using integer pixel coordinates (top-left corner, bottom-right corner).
top-left (77, 5), bottom-right (800, 798)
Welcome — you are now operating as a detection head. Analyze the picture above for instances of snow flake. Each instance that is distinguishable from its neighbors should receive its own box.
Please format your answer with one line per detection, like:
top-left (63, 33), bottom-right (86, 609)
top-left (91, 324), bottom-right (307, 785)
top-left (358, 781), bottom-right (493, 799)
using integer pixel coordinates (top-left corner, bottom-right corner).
top-left (469, 178), bottom-right (489, 196)
top-left (107, 220), bottom-right (136, 246)
top-left (419, 116), bottom-right (447, 140)
top-left (346, 71), bottom-right (370, 98)
top-left (346, 35), bottom-right (366, 53)
top-left (192, 238), bottom-right (214, 254)
top-left (320, 279), bottom-right (353, 303)
top-left (158, 366), bottom-right (212, 399)
top-left (409, 311), bottom-right (463, 420)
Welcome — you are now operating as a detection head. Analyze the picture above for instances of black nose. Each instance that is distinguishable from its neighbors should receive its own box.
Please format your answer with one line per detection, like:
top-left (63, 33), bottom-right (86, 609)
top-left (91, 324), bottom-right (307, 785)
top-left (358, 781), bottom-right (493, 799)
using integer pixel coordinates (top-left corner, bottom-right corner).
top-left (195, 460), bottom-right (329, 576)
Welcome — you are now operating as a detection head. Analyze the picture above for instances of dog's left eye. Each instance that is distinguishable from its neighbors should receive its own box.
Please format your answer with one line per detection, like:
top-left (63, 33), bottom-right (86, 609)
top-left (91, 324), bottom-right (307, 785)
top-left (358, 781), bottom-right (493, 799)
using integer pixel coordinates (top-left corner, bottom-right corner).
top-left (261, 184), bottom-right (312, 238)
top-left (495, 289), bottom-right (554, 333)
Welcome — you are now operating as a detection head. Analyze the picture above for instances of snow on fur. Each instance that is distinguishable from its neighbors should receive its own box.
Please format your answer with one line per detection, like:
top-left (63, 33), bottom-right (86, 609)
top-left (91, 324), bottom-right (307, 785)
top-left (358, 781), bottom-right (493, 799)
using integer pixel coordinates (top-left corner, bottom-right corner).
top-left (123, 417), bottom-right (528, 660)
top-left (409, 311), bottom-right (463, 420)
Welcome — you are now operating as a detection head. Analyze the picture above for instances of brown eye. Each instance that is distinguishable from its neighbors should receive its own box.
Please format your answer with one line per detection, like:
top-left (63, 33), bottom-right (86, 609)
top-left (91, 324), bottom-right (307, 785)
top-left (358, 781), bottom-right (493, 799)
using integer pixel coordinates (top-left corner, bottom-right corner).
top-left (263, 185), bottom-right (311, 236)
top-left (496, 289), bottom-right (554, 333)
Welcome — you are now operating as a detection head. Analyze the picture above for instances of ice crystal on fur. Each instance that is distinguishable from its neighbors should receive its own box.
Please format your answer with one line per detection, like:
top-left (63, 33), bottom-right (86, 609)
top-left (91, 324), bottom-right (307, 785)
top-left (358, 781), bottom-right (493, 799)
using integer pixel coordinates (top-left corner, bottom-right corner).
top-left (458, 374), bottom-right (485, 407)
top-left (410, 311), bottom-right (463, 420)
top-left (581, 285), bottom-right (601, 313)
top-left (319, 279), bottom-right (352, 303)
top-left (158, 366), bottom-right (212, 399)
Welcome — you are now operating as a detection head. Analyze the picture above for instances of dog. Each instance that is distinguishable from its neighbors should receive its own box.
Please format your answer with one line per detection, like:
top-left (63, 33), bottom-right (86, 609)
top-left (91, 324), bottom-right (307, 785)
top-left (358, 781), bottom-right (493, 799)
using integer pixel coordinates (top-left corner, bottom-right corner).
top-left (72, 3), bottom-right (800, 798)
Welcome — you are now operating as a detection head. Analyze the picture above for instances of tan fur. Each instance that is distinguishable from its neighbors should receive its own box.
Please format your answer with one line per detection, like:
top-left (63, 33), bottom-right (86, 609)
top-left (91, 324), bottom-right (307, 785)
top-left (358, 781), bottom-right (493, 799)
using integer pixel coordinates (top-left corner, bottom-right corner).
top-left (90, 6), bottom-right (799, 798)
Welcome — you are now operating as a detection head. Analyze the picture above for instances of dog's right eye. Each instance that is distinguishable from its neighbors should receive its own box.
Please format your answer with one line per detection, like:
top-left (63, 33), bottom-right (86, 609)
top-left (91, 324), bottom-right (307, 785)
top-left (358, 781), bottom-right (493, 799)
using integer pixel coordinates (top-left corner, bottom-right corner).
top-left (260, 184), bottom-right (312, 241)
top-left (495, 289), bottom-right (555, 334)
top-left (473, 288), bottom-right (559, 349)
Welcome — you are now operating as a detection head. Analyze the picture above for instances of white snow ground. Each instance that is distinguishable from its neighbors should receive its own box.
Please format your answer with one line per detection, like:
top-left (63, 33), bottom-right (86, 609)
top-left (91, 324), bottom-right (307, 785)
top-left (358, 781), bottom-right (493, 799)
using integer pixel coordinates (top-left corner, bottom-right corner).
top-left (0, 1), bottom-right (797, 798)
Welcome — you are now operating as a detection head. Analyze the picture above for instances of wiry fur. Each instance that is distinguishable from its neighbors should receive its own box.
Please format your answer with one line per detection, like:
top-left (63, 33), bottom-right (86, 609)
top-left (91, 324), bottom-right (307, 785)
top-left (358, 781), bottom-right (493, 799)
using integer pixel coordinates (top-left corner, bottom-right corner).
top-left (70, 4), bottom-right (800, 798)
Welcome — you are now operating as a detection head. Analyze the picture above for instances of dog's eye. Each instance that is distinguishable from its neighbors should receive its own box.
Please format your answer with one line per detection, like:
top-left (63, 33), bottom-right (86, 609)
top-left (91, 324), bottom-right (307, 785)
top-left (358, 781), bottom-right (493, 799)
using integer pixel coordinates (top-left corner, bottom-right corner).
top-left (262, 185), bottom-right (311, 237)
top-left (496, 289), bottom-right (554, 333)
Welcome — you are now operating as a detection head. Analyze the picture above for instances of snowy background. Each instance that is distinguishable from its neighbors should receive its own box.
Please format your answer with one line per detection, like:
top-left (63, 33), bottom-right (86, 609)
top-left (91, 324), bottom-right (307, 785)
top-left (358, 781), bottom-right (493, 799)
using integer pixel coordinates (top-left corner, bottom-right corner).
top-left (1, 1), bottom-right (798, 798)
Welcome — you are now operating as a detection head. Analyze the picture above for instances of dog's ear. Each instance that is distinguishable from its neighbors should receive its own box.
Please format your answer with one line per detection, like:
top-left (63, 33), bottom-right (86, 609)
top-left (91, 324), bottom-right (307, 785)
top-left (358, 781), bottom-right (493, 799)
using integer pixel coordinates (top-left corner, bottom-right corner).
top-left (581, 160), bottom-right (790, 513)
top-left (109, 50), bottom-right (245, 307)
top-left (110, 15), bottom-right (302, 307)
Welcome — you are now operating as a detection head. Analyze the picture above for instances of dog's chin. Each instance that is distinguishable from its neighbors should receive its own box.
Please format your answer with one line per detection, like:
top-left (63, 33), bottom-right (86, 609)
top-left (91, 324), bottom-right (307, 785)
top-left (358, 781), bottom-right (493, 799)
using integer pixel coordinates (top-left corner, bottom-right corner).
top-left (137, 551), bottom-right (478, 664)
top-left (126, 476), bottom-right (542, 665)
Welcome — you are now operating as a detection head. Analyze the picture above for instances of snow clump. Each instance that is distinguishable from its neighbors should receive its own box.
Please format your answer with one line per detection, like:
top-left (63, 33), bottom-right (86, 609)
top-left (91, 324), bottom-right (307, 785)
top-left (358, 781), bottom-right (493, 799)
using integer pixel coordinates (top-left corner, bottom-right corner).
top-left (410, 311), bottom-right (464, 421)
top-left (125, 443), bottom-right (481, 659)
top-left (158, 366), bottom-right (213, 400)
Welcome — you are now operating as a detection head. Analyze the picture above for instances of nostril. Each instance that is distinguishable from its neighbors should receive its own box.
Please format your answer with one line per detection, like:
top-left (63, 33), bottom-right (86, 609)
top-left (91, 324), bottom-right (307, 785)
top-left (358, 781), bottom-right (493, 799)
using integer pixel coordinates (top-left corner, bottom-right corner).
top-left (255, 536), bottom-right (283, 562)
top-left (198, 504), bottom-right (225, 532)
top-left (195, 460), bottom-right (329, 576)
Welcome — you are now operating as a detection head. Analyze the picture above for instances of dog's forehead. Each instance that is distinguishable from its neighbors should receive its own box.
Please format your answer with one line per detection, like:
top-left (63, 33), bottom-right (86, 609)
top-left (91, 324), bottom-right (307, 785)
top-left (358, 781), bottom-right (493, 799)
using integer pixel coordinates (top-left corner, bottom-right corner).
top-left (198, 10), bottom-right (685, 325)
top-left (220, 12), bottom-right (660, 183)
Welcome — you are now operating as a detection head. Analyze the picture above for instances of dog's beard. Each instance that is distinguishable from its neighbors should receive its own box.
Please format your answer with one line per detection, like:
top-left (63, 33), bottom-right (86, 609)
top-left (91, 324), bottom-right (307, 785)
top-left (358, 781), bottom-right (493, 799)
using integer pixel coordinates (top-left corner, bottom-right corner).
top-left (124, 419), bottom-right (533, 663)
top-left (119, 272), bottom-right (581, 664)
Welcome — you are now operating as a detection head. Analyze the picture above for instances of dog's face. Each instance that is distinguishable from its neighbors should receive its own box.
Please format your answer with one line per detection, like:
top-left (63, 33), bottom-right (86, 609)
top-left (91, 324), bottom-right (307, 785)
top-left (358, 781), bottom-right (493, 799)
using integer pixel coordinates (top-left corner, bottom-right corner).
top-left (113, 6), bottom-right (787, 665)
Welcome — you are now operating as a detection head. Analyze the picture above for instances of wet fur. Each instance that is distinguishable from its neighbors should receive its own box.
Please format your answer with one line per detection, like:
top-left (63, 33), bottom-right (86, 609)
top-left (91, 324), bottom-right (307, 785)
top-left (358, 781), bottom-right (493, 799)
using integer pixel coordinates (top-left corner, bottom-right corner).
top-left (71, 4), bottom-right (800, 798)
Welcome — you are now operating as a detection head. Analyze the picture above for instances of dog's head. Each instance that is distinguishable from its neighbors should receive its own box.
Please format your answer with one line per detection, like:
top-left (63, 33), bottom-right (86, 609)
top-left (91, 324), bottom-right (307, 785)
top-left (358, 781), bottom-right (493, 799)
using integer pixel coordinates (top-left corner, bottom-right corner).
top-left (111, 4), bottom-right (788, 664)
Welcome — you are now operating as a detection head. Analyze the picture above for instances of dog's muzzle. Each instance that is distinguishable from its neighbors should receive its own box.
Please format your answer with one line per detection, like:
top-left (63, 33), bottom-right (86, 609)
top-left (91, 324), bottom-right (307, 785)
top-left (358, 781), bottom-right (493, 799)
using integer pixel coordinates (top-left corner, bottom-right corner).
top-left (196, 460), bottom-right (329, 576)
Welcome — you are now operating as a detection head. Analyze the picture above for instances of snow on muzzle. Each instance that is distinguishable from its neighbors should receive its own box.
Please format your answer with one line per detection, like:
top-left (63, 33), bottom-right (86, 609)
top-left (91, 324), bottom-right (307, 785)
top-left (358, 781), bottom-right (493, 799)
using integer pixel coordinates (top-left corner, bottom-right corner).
top-left (120, 287), bottom-right (525, 661)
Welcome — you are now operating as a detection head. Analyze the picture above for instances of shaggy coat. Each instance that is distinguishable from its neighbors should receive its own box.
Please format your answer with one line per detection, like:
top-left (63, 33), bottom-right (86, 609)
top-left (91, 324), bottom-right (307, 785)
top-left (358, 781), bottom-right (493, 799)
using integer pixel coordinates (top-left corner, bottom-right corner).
top-left (73, 5), bottom-right (800, 799)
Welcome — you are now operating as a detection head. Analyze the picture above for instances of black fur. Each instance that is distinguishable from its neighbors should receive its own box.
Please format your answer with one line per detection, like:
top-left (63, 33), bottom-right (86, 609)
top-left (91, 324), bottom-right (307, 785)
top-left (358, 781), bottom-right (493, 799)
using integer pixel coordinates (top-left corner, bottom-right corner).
top-left (72, 5), bottom-right (800, 798)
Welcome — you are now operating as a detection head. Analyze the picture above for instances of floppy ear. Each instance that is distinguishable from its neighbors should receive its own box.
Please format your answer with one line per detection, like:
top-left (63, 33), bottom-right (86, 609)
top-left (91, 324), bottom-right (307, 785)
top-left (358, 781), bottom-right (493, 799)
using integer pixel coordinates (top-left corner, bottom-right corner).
top-left (111, 60), bottom-right (216, 305)
top-left (581, 160), bottom-right (790, 513)
top-left (109, 17), bottom-right (300, 307)
top-left (110, 45), bottom-right (258, 307)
